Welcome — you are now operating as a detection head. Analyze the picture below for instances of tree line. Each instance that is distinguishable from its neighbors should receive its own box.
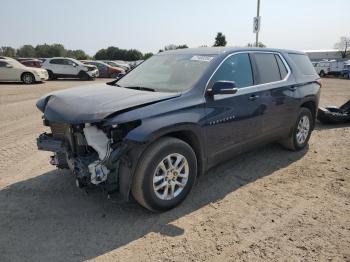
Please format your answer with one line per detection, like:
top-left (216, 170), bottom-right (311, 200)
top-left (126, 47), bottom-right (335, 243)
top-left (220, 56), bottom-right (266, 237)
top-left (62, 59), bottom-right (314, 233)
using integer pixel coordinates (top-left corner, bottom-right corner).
top-left (0, 33), bottom-right (269, 61)
top-left (0, 44), bottom-right (91, 60)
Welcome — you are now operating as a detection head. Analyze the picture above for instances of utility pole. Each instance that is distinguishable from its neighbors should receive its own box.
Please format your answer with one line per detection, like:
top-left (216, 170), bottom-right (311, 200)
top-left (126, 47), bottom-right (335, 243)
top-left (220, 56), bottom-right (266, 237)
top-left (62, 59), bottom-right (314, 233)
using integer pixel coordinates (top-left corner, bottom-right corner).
top-left (255, 0), bottom-right (261, 47)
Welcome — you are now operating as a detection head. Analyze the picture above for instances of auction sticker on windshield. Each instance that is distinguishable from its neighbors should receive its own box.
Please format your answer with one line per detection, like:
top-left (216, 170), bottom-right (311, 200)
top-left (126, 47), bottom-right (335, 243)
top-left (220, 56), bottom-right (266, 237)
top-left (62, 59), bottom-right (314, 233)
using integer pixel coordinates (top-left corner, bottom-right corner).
top-left (190, 55), bottom-right (214, 62)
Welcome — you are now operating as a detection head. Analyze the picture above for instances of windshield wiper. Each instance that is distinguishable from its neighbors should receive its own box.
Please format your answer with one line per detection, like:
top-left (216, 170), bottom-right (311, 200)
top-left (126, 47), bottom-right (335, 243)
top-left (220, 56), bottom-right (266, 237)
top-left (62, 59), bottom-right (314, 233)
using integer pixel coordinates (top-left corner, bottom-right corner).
top-left (123, 86), bottom-right (155, 92)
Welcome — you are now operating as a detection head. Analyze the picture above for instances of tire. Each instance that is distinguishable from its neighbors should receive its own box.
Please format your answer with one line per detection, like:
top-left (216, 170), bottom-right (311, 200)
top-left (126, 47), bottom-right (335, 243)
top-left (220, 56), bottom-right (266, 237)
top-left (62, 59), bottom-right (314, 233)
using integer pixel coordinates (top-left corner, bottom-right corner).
top-left (280, 107), bottom-right (313, 151)
top-left (319, 70), bottom-right (325, 77)
top-left (47, 70), bottom-right (55, 80)
top-left (21, 72), bottom-right (35, 84)
top-left (131, 137), bottom-right (197, 212)
top-left (78, 71), bottom-right (91, 80)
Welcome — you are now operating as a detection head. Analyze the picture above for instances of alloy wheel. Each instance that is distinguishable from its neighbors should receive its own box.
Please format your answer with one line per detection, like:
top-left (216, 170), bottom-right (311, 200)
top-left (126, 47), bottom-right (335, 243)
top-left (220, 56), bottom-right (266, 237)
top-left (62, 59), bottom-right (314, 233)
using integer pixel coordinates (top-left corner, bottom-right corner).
top-left (152, 153), bottom-right (189, 200)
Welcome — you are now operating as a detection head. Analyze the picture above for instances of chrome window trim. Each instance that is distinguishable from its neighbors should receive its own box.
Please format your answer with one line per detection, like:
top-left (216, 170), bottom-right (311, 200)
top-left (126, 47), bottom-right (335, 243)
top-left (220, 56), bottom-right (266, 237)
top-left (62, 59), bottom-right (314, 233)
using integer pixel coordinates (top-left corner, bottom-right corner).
top-left (205, 51), bottom-right (292, 99)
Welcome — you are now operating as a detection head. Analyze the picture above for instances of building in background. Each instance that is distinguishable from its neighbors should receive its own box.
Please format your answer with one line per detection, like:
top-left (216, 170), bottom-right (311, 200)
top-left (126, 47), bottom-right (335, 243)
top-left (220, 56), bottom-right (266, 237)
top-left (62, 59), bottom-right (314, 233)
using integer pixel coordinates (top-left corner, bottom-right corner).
top-left (304, 49), bottom-right (342, 61)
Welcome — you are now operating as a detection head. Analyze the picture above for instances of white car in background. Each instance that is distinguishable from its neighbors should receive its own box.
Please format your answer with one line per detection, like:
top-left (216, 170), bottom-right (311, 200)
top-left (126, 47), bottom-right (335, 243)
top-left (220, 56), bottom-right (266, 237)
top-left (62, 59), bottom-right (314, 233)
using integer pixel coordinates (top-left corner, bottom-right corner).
top-left (0, 57), bottom-right (48, 84)
top-left (42, 57), bottom-right (99, 80)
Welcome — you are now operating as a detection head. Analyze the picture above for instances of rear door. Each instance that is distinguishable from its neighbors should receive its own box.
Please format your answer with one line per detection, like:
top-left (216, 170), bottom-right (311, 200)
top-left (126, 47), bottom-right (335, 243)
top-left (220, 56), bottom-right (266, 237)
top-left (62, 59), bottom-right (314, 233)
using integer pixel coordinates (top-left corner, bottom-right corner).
top-left (49, 59), bottom-right (66, 75)
top-left (205, 52), bottom-right (263, 164)
top-left (251, 52), bottom-right (298, 137)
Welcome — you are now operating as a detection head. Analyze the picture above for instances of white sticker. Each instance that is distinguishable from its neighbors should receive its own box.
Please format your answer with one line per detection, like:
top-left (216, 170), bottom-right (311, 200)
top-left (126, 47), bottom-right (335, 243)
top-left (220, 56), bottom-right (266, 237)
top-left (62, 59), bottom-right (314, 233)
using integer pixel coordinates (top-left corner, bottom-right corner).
top-left (190, 55), bottom-right (213, 62)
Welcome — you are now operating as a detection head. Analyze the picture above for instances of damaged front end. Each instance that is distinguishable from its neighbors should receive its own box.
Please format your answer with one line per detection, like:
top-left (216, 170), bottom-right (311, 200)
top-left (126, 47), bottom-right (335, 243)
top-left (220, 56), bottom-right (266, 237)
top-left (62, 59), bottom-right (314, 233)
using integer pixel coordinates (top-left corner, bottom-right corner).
top-left (37, 119), bottom-right (138, 190)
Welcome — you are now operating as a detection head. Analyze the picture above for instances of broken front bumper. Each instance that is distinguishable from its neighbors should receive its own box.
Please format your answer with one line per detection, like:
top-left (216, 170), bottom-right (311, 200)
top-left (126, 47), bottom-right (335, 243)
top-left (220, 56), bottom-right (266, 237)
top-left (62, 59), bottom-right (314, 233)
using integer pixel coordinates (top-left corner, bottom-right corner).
top-left (37, 131), bottom-right (129, 187)
top-left (37, 133), bottom-right (66, 153)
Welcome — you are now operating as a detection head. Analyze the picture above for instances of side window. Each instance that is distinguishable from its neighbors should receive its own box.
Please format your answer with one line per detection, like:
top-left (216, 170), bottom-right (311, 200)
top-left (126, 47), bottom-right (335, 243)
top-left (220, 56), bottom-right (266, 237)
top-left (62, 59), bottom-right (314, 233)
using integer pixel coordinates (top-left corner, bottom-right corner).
top-left (210, 53), bottom-right (253, 88)
top-left (64, 59), bottom-right (75, 66)
top-left (254, 53), bottom-right (281, 84)
top-left (50, 59), bottom-right (63, 64)
top-left (275, 54), bottom-right (288, 79)
top-left (288, 54), bottom-right (317, 75)
top-left (0, 61), bottom-right (8, 67)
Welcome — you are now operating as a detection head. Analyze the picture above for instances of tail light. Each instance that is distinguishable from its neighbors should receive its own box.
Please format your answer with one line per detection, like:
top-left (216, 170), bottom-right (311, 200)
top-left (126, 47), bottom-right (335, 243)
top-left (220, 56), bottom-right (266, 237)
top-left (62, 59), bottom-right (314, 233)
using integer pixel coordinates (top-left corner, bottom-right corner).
top-left (316, 79), bottom-right (322, 88)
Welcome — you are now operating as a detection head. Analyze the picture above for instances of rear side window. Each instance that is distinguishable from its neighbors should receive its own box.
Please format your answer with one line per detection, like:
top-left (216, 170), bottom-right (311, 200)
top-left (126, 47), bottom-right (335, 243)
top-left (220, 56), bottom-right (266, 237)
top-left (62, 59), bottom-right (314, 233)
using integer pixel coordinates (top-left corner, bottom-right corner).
top-left (289, 54), bottom-right (317, 75)
top-left (254, 53), bottom-right (281, 84)
top-left (210, 53), bottom-right (253, 88)
top-left (50, 59), bottom-right (64, 64)
top-left (275, 55), bottom-right (288, 79)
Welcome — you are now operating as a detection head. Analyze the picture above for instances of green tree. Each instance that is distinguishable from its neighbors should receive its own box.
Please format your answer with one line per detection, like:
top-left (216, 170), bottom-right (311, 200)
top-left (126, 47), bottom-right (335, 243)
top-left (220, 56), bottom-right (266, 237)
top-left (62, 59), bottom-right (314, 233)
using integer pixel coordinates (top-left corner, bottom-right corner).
top-left (94, 48), bottom-right (108, 60)
top-left (66, 49), bottom-right (89, 60)
top-left (213, 32), bottom-right (227, 47)
top-left (0, 46), bottom-right (16, 57)
top-left (164, 44), bottom-right (189, 51)
top-left (94, 46), bottom-right (144, 61)
top-left (34, 44), bottom-right (66, 58)
top-left (143, 52), bottom-right (153, 59)
top-left (17, 45), bottom-right (36, 57)
top-left (176, 44), bottom-right (188, 49)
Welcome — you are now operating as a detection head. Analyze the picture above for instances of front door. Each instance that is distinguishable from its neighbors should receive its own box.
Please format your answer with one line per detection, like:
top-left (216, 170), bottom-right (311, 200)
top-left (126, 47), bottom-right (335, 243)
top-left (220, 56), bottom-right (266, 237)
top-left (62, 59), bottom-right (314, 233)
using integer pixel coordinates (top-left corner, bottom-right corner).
top-left (0, 61), bottom-right (17, 81)
top-left (204, 53), bottom-right (263, 165)
top-left (62, 59), bottom-right (79, 76)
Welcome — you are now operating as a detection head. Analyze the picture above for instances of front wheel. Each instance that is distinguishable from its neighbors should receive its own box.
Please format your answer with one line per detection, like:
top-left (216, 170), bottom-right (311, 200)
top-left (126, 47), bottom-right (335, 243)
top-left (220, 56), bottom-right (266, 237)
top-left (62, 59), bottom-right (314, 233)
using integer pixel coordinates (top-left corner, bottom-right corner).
top-left (78, 71), bottom-right (91, 80)
top-left (132, 137), bottom-right (197, 212)
top-left (280, 107), bottom-right (313, 151)
top-left (21, 73), bottom-right (35, 84)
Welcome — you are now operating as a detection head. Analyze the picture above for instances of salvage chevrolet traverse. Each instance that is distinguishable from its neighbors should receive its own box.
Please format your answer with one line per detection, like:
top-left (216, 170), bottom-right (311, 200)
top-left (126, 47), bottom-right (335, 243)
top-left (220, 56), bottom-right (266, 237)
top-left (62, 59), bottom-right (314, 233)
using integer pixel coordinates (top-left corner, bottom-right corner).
top-left (36, 47), bottom-right (321, 212)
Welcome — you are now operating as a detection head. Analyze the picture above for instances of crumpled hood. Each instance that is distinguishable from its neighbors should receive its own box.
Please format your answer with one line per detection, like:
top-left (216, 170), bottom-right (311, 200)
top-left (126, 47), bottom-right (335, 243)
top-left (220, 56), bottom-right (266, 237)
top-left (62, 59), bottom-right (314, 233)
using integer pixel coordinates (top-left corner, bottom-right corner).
top-left (37, 83), bottom-right (180, 124)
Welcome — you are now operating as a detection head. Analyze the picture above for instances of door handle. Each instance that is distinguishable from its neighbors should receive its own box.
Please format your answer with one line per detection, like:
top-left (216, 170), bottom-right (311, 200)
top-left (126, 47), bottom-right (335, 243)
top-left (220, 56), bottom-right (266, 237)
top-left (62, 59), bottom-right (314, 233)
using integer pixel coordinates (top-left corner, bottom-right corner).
top-left (288, 86), bottom-right (297, 92)
top-left (248, 94), bottom-right (259, 101)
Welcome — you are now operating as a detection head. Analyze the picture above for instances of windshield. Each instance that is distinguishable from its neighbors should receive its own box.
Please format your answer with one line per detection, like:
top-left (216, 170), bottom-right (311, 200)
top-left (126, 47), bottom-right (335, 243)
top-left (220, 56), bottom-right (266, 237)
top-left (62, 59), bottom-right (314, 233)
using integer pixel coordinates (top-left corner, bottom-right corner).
top-left (117, 54), bottom-right (215, 92)
top-left (69, 58), bottom-right (83, 65)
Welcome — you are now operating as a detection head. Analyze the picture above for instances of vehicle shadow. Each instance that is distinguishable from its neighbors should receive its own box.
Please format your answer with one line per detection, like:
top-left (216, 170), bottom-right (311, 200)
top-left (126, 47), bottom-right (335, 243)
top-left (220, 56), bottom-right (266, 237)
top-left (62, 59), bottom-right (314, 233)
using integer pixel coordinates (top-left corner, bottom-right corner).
top-left (0, 143), bottom-right (307, 261)
top-left (0, 81), bottom-right (44, 85)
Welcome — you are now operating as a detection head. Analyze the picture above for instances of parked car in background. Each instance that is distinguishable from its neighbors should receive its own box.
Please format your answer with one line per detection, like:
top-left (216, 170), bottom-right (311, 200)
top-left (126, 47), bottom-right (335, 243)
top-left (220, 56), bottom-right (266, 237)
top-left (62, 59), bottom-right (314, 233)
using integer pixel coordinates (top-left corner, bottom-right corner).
top-left (42, 57), bottom-right (99, 80)
top-left (36, 47), bottom-right (321, 211)
top-left (20, 59), bottom-right (43, 68)
top-left (128, 60), bottom-right (144, 69)
top-left (103, 60), bottom-right (130, 72)
top-left (84, 61), bottom-right (124, 78)
top-left (0, 57), bottom-right (48, 84)
top-left (313, 60), bottom-right (350, 78)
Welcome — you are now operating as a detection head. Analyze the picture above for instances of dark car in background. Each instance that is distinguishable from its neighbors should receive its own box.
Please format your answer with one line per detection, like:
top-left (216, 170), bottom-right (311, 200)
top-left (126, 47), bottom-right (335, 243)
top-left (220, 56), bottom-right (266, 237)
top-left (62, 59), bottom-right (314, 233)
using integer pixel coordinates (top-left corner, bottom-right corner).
top-left (103, 60), bottom-right (130, 72)
top-left (20, 59), bottom-right (43, 68)
top-left (84, 61), bottom-right (124, 78)
top-left (36, 47), bottom-right (321, 212)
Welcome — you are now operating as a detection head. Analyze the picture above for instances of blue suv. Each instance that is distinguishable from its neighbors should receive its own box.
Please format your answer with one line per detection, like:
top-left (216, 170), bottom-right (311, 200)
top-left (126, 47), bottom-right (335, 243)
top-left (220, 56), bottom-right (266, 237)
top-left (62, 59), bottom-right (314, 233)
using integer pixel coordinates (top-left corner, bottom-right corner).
top-left (36, 47), bottom-right (321, 211)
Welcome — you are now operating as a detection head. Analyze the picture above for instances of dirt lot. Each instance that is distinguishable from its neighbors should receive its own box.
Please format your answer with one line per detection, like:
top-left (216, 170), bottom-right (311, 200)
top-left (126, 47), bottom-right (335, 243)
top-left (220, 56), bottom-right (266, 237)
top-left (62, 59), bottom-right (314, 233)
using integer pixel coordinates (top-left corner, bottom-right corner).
top-left (0, 78), bottom-right (349, 262)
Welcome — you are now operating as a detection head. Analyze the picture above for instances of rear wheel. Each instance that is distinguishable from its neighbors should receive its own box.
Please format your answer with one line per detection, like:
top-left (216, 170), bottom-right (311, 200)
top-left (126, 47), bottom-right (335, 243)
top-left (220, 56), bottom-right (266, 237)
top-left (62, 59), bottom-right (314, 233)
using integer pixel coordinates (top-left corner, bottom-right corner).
top-left (280, 107), bottom-right (313, 151)
top-left (132, 137), bottom-right (197, 212)
top-left (47, 70), bottom-right (56, 80)
top-left (21, 72), bottom-right (35, 84)
top-left (319, 70), bottom-right (325, 77)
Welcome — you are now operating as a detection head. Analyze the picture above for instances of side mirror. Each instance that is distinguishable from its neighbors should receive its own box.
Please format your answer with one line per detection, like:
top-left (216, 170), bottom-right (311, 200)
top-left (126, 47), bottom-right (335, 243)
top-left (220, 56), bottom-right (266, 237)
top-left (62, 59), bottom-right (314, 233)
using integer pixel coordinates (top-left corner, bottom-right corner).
top-left (208, 81), bottom-right (238, 96)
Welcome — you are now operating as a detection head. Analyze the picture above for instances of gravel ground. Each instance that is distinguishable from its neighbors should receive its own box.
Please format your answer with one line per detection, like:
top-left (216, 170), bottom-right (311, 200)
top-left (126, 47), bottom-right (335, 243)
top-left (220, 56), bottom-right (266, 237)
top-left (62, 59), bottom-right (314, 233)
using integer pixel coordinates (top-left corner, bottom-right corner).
top-left (0, 78), bottom-right (349, 262)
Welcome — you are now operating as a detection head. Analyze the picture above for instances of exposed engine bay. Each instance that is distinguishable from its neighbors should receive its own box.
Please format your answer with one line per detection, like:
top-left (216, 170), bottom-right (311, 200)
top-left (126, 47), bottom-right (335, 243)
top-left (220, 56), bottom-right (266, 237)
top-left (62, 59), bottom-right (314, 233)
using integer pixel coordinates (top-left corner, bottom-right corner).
top-left (37, 120), bottom-right (133, 190)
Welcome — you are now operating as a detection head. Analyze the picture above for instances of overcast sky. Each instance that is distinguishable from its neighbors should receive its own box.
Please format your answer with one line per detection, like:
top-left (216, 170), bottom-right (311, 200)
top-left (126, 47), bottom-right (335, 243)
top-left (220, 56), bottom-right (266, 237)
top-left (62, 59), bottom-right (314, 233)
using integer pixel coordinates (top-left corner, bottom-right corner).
top-left (1, 0), bottom-right (348, 55)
